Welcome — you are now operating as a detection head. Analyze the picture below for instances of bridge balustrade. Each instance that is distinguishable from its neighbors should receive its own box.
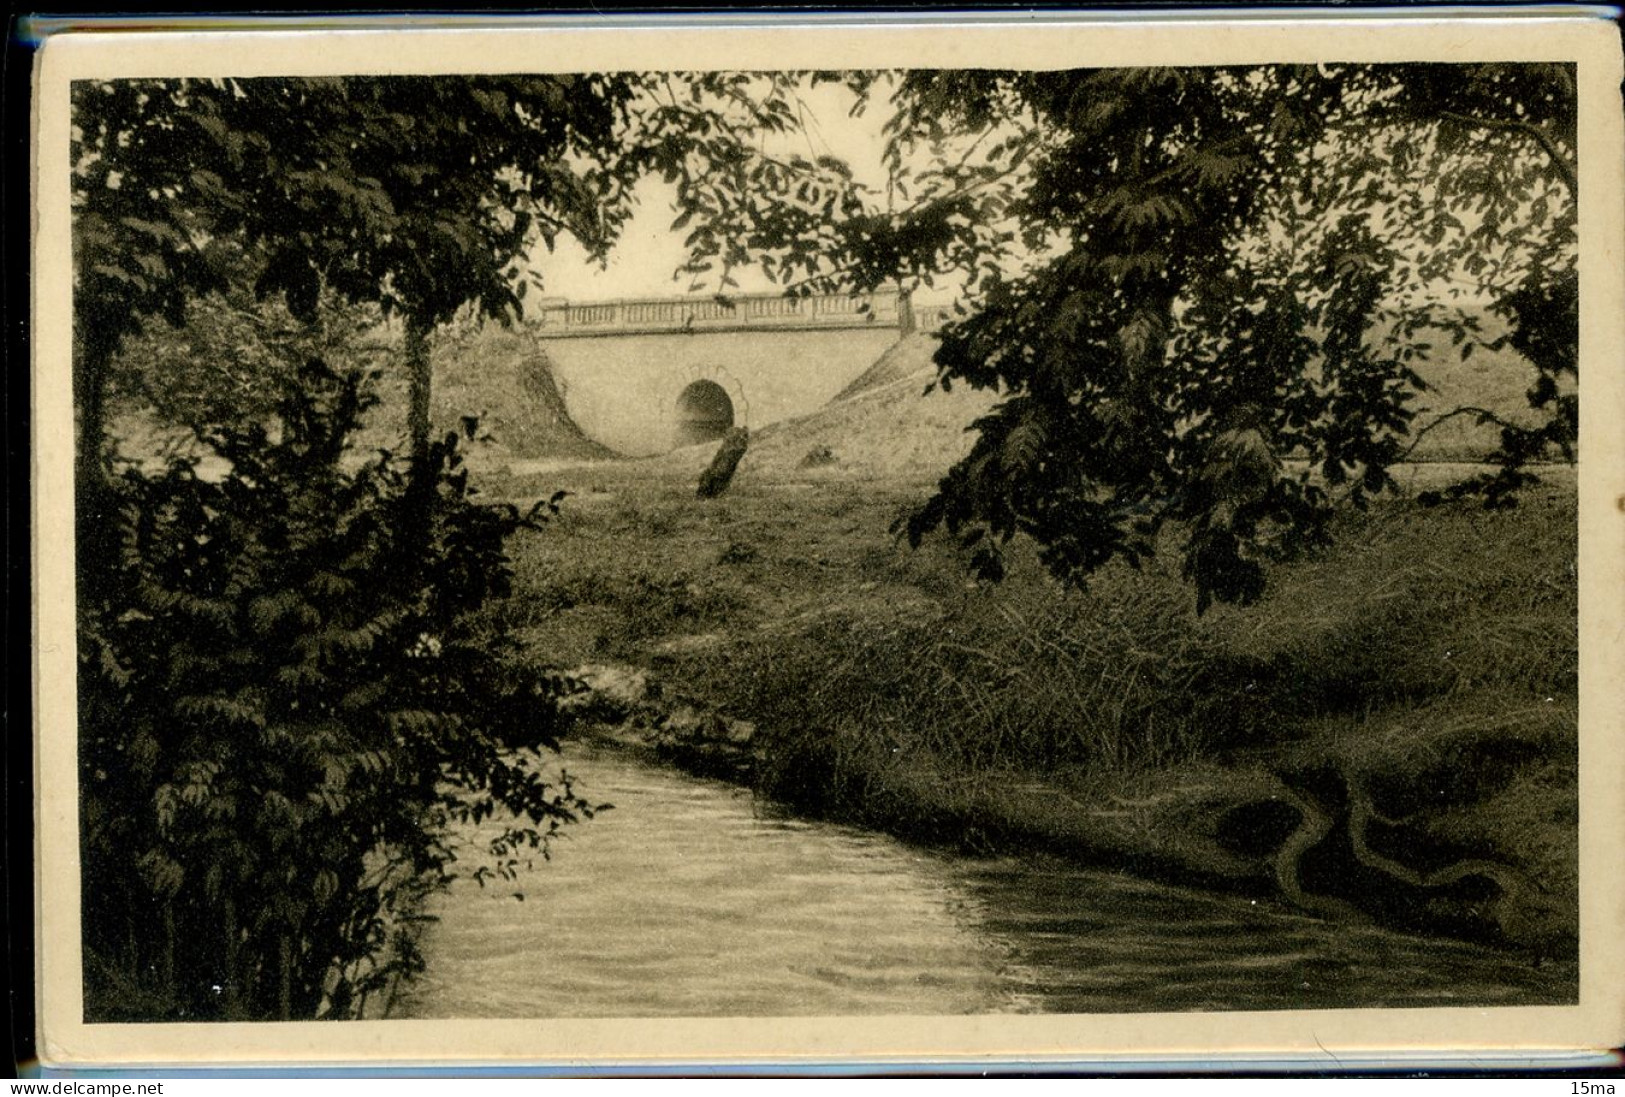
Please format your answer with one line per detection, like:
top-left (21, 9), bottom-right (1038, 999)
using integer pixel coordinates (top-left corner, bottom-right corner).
top-left (532, 289), bottom-right (920, 338)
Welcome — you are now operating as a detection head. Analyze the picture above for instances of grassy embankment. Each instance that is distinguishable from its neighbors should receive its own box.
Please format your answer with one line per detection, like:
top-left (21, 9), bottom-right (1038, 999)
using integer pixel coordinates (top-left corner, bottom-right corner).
top-left (108, 316), bottom-right (1577, 958)
top-left (111, 316), bottom-right (615, 472)
top-left (472, 329), bottom-right (1576, 961)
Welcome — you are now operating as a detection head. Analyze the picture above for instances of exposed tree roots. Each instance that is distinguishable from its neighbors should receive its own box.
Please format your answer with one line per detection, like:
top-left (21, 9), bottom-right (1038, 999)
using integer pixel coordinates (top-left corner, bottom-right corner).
top-left (1269, 781), bottom-right (1369, 924)
top-left (1343, 769), bottom-right (1533, 930)
top-left (1239, 762), bottom-right (1533, 941)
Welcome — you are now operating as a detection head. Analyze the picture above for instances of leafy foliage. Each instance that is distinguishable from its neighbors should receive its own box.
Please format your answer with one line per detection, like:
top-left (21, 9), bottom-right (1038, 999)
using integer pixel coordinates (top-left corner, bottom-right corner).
top-left (74, 76), bottom-right (633, 330)
top-left (75, 75), bottom-right (637, 465)
top-left (110, 253), bottom-right (393, 436)
top-left (69, 69), bottom-right (885, 1022)
top-left (71, 73), bottom-right (879, 466)
top-left (615, 72), bottom-right (873, 294)
top-left (79, 359), bottom-right (584, 1020)
top-left (804, 65), bottom-right (1577, 610)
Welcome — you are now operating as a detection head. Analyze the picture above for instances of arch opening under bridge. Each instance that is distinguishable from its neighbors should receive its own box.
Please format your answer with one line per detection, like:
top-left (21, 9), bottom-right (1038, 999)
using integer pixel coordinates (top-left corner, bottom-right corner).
top-left (529, 289), bottom-right (944, 456)
top-left (673, 379), bottom-right (736, 448)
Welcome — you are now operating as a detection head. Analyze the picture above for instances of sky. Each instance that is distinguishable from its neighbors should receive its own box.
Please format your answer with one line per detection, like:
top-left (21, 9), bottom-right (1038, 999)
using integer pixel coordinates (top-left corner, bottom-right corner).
top-left (527, 80), bottom-right (897, 304)
top-left (518, 74), bottom-right (1543, 313)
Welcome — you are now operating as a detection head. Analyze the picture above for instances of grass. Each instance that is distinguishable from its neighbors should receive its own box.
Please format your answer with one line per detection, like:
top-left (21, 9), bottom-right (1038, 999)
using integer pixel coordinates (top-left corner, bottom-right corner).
top-left (486, 434), bottom-right (1577, 958)
top-left (106, 309), bottom-right (1578, 959)
top-left (353, 322), bottom-right (616, 465)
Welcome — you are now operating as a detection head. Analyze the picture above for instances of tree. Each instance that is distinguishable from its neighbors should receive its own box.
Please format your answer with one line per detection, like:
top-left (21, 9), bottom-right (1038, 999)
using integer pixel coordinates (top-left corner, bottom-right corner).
top-left (71, 81), bottom-right (235, 578)
top-left (73, 78), bottom-right (628, 1019)
top-left (71, 70), bottom-right (871, 690)
top-left (790, 64), bottom-right (1577, 610)
top-left (73, 72), bottom-right (873, 467)
top-left (69, 71), bottom-right (874, 1019)
top-left (79, 358), bottom-right (592, 1020)
top-left (74, 77), bottom-right (629, 465)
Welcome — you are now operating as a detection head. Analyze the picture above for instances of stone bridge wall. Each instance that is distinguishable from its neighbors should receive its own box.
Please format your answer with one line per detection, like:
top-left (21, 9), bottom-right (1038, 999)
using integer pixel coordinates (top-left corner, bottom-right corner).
top-left (529, 289), bottom-right (941, 456)
top-left (539, 327), bottom-right (901, 456)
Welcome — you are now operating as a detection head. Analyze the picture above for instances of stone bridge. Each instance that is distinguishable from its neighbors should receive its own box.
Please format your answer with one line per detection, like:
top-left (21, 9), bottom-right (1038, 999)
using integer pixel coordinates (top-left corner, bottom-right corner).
top-left (530, 288), bottom-right (948, 456)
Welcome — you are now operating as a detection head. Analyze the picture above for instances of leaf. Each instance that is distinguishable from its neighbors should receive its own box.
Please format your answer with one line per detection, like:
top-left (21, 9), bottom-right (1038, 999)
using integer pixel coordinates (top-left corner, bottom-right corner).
top-left (1000, 419), bottom-right (1046, 473)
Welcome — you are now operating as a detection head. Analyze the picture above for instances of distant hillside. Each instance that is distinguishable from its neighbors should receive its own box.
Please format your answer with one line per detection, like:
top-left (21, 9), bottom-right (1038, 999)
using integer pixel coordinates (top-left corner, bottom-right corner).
top-left (750, 337), bottom-right (995, 478)
top-left (110, 312), bottom-right (1561, 480)
top-left (1403, 336), bottom-right (1562, 461)
top-left (657, 320), bottom-right (1561, 485)
top-left (361, 323), bottom-right (617, 464)
top-left (112, 317), bottom-right (618, 471)
top-left (828, 333), bottom-right (946, 403)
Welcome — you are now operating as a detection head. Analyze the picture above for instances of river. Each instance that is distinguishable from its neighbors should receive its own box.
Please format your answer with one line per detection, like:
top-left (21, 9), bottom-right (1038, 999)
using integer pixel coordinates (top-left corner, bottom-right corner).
top-left (394, 744), bottom-right (1574, 1018)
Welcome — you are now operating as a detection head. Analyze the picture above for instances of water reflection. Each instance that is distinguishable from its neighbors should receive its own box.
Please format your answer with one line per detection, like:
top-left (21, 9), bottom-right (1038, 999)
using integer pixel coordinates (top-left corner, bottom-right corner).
top-left (396, 745), bottom-right (1574, 1018)
top-left (948, 857), bottom-right (1572, 1014)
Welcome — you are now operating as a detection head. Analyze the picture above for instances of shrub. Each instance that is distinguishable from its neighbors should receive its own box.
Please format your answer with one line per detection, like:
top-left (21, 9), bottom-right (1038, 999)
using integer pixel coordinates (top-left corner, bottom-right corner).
top-left (110, 266), bottom-right (393, 447)
top-left (78, 358), bottom-right (583, 1021)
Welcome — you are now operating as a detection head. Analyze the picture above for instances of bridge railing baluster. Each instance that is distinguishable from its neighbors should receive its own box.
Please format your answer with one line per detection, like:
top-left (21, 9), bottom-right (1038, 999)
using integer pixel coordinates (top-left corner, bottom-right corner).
top-left (532, 288), bottom-right (925, 337)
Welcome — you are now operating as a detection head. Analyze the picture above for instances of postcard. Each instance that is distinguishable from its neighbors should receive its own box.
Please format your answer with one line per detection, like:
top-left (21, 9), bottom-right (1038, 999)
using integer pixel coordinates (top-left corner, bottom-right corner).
top-left (29, 10), bottom-right (1625, 1071)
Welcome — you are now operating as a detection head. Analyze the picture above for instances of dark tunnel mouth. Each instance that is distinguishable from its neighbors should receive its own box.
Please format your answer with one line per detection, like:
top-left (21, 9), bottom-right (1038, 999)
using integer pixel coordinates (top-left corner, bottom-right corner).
top-left (674, 379), bottom-right (736, 447)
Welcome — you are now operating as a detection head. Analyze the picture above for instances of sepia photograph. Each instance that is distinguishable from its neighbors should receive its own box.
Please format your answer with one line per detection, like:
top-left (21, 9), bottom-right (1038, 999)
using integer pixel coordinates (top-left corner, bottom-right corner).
top-left (29, 12), bottom-right (1625, 1070)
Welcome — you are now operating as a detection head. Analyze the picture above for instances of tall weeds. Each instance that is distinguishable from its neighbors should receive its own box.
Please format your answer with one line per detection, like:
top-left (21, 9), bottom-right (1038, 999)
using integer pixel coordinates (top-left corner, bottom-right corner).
top-left (677, 484), bottom-right (1576, 836)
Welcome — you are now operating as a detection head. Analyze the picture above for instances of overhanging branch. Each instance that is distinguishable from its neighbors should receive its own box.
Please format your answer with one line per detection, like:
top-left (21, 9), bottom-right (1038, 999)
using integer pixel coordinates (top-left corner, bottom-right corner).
top-left (1440, 111), bottom-right (1577, 195)
top-left (1398, 404), bottom-right (1524, 463)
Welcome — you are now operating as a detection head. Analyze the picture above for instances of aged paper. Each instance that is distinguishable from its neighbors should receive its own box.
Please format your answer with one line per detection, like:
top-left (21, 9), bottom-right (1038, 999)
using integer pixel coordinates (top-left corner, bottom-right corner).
top-left (31, 12), bottom-right (1625, 1070)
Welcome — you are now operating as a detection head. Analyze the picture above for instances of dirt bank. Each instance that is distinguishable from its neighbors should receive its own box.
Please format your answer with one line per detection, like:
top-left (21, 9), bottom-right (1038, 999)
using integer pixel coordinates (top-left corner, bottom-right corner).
top-left (479, 323), bottom-right (1576, 963)
top-left (490, 453), bottom-right (1575, 963)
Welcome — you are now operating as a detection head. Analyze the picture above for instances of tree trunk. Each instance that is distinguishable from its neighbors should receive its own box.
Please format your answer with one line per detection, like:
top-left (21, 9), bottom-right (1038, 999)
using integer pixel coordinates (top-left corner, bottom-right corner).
top-left (398, 312), bottom-right (443, 562)
top-left (74, 343), bottom-right (110, 500)
top-left (162, 903), bottom-right (176, 1004)
top-left (74, 343), bottom-right (116, 624)
top-left (278, 934), bottom-right (292, 1021)
top-left (405, 314), bottom-right (434, 461)
top-left (223, 894), bottom-right (242, 1020)
top-left (697, 427), bottom-right (750, 499)
top-left (897, 286), bottom-right (915, 335)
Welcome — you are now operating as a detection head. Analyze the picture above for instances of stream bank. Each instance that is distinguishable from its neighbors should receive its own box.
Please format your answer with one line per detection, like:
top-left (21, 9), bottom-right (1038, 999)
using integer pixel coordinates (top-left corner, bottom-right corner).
top-left (490, 462), bottom-right (1577, 973)
top-left (399, 743), bottom-right (1575, 1018)
top-left (559, 650), bottom-right (1575, 968)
